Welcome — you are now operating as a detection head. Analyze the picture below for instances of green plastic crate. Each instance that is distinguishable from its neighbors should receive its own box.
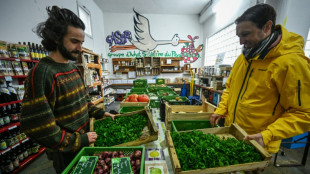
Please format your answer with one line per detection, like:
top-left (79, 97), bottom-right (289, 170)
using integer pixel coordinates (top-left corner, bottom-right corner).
top-left (149, 100), bottom-right (160, 108)
top-left (133, 79), bottom-right (148, 88)
top-left (157, 90), bottom-right (177, 97)
top-left (171, 120), bottom-right (211, 132)
top-left (156, 78), bottom-right (165, 84)
top-left (62, 146), bottom-right (145, 174)
top-left (130, 87), bottom-right (148, 93)
top-left (119, 106), bottom-right (145, 114)
top-left (162, 96), bottom-right (189, 105)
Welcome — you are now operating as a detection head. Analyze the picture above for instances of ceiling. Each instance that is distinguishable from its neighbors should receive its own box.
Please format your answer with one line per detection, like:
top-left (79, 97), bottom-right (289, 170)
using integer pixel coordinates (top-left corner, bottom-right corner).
top-left (94, 0), bottom-right (212, 15)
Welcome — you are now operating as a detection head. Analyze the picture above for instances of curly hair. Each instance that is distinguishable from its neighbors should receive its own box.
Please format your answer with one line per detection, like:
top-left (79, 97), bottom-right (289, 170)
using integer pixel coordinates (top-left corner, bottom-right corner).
top-left (35, 6), bottom-right (85, 51)
top-left (235, 3), bottom-right (276, 31)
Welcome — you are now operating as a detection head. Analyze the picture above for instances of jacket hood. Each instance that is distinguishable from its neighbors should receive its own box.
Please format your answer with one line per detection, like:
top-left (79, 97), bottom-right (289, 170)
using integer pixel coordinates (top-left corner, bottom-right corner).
top-left (267, 25), bottom-right (305, 59)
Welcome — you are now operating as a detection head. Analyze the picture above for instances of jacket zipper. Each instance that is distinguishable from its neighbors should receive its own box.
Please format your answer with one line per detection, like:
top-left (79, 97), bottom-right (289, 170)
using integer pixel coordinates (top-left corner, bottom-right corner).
top-left (298, 80), bottom-right (301, 106)
top-left (241, 68), bottom-right (254, 99)
top-left (272, 95), bottom-right (280, 115)
top-left (233, 61), bottom-right (252, 123)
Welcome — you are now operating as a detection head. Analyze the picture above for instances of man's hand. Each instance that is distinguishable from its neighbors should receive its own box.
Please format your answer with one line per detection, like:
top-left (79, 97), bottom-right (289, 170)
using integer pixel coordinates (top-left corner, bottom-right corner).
top-left (104, 112), bottom-right (115, 120)
top-left (210, 113), bottom-right (222, 127)
top-left (244, 133), bottom-right (265, 147)
top-left (86, 132), bottom-right (97, 143)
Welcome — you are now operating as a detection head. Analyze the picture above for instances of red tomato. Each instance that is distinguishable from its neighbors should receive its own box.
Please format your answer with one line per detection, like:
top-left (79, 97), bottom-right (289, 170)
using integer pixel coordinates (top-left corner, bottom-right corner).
top-left (138, 94), bottom-right (149, 102)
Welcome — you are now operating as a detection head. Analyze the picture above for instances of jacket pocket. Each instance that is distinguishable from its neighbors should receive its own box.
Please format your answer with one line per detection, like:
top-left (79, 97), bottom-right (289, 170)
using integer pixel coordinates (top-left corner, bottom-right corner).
top-left (298, 80), bottom-right (301, 106)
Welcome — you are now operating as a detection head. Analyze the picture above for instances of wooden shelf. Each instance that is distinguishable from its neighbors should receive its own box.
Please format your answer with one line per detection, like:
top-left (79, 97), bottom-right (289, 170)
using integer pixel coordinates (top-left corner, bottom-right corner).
top-left (195, 84), bottom-right (223, 94)
top-left (90, 97), bottom-right (104, 105)
top-left (89, 81), bottom-right (102, 87)
top-left (161, 70), bottom-right (183, 73)
top-left (87, 63), bottom-right (101, 69)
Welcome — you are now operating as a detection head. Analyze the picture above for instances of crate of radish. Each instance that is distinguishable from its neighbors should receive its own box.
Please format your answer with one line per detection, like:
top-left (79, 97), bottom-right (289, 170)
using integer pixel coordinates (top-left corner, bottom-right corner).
top-left (166, 123), bottom-right (272, 174)
top-left (63, 146), bottom-right (145, 174)
top-left (90, 108), bottom-right (158, 147)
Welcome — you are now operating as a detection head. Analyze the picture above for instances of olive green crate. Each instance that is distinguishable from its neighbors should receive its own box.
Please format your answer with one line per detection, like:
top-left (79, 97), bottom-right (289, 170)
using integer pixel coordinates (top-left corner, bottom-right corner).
top-left (162, 96), bottom-right (189, 105)
top-left (62, 146), bottom-right (145, 174)
top-left (133, 79), bottom-right (148, 88)
top-left (130, 87), bottom-right (148, 93)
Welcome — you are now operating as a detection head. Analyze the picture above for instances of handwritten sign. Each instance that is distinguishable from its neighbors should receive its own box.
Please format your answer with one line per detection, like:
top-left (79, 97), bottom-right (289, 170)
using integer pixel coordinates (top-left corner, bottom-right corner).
top-left (111, 157), bottom-right (133, 174)
top-left (73, 156), bottom-right (98, 174)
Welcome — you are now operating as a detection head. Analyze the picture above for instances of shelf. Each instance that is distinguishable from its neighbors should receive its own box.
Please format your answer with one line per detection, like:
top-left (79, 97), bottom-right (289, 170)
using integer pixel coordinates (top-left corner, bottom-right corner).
top-left (0, 100), bottom-right (22, 107)
top-left (161, 70), bottom-right (183, 73)
top-left (0, 57), bottom-right (39, 63)
top-left (0, 122), bottom-right (20, 134)
top-left (118, 65), bottom-right (135, 67)
top-left (0, 75), bottom-right (27, 79)
top-left (0, 137), bottom-right (29, 154)
top-left (87, 63), bottom-right (101, 69)
top-left (13, 147), bottom-right (46, 174)
top-left (104, 90), bottom-right (113, 96)
top-left (89, 81), bottom-right (102, 87)
top-left (195, 84), bottom-right (223, 94)
top-left (90, 97), bottom-right (103, 105)
top-left (200, 75), bottom-right (224, 78)
top-left (161, 65), bottom-right (179, 67)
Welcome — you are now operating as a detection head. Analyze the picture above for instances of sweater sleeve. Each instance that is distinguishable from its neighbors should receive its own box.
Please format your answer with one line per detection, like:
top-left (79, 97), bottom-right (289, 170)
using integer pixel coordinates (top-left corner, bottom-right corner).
top-left (20, 63), bottom-right (89, 152)
top-left (88, 103), bottom-right (106, 120)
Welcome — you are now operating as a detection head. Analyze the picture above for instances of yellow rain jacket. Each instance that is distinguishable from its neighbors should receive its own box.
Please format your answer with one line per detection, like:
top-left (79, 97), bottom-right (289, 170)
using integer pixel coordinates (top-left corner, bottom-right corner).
top-left (214, 25), bottom-right (310, 153)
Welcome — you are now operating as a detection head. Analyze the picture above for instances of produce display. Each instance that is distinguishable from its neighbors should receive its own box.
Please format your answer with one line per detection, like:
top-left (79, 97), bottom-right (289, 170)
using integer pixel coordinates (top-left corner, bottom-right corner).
top-left (124, 94), bottom-right (149, 102)
top-left (91, 150), bottom-right (143, 174)
top-left (171, 130), bottom-right (263, 171)
top-left (94, 114), bottom-right (147, 146)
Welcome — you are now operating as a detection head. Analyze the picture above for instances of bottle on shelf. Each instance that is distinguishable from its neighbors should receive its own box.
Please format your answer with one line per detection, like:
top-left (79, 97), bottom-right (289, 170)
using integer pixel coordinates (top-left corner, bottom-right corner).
top-left (2, 153), bottom-right (14, 173)
top-left (28, 42), bottom-right (35, 61)
top-left (10, 148), bottom-right (20, 169)
top-left (0, 132), bottom-right (7, 150)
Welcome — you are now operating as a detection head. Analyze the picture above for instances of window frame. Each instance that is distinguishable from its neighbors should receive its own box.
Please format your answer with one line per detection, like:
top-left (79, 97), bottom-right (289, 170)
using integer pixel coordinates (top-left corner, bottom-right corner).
top-left (77, 3), bottom-right (93, 38)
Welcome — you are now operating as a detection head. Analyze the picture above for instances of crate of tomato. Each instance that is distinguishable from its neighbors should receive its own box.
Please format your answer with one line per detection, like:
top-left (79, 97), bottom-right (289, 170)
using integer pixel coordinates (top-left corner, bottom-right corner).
top-left (63, 146), bottom-right (145, 174)
top-left (166, 123), bottom-right (272, 174)
top-left (90, 108), bottom-right (158, 147)
top-left (120, 94), bottom-right (150, 107)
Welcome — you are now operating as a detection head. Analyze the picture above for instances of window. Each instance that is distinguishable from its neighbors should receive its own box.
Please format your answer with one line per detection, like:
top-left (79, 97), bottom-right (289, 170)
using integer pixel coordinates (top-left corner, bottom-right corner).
top-left (204, 23), bottom-right (242, 66)
top-left (78, 5), bottom-right (92, 37)
top-left (304, 29), bottom-right (310, 57)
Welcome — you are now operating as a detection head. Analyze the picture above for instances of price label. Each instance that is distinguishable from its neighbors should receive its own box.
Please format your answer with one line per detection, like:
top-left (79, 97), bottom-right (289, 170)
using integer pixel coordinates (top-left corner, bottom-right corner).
top-left (5, 76), bottom-right (13, 81)
top-left (12, 143), bottom-right (20, 149)
top-left (22, 138), bottom-right (29, 143)
top-left (1, 148), bottom-right (11, 155)
top-left (111, 157), bottom-right (132, 174)
top-left (15, 59), bottom-right (21, 61)
top-left (8, 125), bottom-right (17, 130)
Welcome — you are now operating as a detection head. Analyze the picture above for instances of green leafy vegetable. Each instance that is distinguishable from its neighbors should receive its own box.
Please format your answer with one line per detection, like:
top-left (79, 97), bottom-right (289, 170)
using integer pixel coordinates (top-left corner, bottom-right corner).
top-left (94, 114), bottom-right (147, 146)
top-left (171, 130), bottom-right (263, 171)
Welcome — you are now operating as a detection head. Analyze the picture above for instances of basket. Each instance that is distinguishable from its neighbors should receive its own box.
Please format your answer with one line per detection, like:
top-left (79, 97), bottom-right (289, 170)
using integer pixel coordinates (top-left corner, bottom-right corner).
top-left (62, 146), bottom-right (145, 174)
top-left (124, 92), bottom-right (148, 99)
top-left (162, 96), bottom-right (189, 105)
top-left (90, 108), bottom-right (158, 147)
top-left (130, 87), bottom-right (148, 93)
top-left (166, 123), bottom-right (272, 174)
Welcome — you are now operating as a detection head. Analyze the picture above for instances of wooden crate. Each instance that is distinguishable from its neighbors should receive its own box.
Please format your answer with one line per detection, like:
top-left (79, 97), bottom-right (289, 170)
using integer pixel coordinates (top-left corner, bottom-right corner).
top-left (202, 95), bottom-right (217, 112)
top-left (166, 123), bottom-right (272, 174)
top-left (164, 102), bottom-right (212, 131)
top-left (90, 108), bottom-right (158, 147)
top-left (120, 99), bottom-right (149, 107)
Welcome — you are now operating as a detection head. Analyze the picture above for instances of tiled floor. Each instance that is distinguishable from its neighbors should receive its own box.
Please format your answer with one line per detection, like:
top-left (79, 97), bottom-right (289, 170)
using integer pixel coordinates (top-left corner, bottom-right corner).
top-left (19, 101), bottom-right (310, 174)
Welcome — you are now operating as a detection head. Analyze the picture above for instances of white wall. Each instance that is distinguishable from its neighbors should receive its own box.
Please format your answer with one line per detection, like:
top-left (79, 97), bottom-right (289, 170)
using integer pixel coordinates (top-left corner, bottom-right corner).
top-left (0, 0), bottom-right (105, 55)
top-left (103, 13), bottom-right (203, 80)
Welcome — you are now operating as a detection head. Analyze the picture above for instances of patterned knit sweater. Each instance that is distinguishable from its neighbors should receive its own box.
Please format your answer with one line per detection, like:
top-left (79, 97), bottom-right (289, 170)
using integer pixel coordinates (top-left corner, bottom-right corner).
top-left (21, 57), bottom-right (105, 152)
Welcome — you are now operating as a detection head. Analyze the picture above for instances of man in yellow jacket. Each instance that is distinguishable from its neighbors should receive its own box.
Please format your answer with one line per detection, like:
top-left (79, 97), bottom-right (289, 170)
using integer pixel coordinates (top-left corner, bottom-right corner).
top-left (210, 3), bottom-right (310, 154)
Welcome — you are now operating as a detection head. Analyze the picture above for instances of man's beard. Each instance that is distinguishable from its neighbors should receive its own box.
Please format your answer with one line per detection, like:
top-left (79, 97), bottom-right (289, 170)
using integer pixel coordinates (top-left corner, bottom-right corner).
top-left (57, 41), bottom-right (80, 61)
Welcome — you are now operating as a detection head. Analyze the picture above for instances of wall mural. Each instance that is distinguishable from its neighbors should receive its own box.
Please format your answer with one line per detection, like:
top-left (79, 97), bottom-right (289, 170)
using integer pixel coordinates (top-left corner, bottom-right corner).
top-left (106, 10), bottom-right (203, 63)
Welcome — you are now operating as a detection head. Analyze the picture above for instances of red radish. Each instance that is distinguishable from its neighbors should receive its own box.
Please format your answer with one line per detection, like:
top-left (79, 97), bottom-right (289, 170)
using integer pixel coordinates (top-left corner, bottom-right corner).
top-left (111, 151), bottom-right (118, 158)
top-left (98, 168), bottom-right (104, 174)
top-left (130, 160), bottom-right (135, 166)
top-left (134, 150), bottom-right (142, 158)
top-left (119, 151), bottom-right (124, 155)
top-left (105, 158), bottom-right (111, 164)
top-left (103, 151), bottom-right (109, 158)
top-left (98, 160), bottom-right (105, 166)
top-left (119, 154), bottom-right (125, 158)
top-left (102, 165), bottom-right (109, 172)
top-left (135, 159), bottom-right (141, 170)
